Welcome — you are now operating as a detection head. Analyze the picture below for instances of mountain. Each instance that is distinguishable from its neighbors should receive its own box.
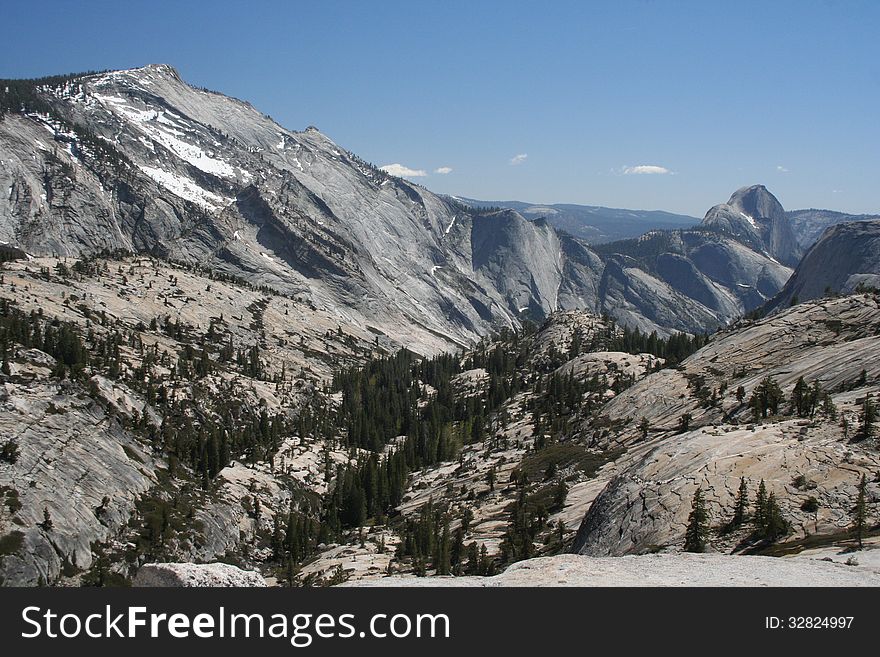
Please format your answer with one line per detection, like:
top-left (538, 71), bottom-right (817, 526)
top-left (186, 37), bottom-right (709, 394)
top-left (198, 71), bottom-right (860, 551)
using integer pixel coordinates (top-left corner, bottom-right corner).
top-left (591, 224), bottom-right (792, 331)
top-left (766, 219), bottom-right (880, 312)
top-left (787, 208), bottom-right (880, 252)
top-left (1, 65), bottom-right (595, 354)
top-left (454, 193), bottom-right (877, 257)
top-left (449, 197), bottom-right (698, 244)
top-left (701, 185), bottom-right (801, 266)
top-left (0, 65), bottom-right (802, 341)
top-left (3, 65), bottom-right (879, 589)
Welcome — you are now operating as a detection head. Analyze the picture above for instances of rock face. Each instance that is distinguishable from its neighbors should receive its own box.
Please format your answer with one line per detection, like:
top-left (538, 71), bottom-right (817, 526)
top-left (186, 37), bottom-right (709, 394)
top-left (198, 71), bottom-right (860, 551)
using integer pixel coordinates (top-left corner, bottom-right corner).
top-left (1, 66), bottom-right (799, 341)
top-left (593, 227), bottom-right (792, 334)
top-left (0, 378), bottom-right (161, 586)
top-left (787, 209), bottom-right (880, 252)
top-left (133, 562), bottom-right (265, 587)
top-left (702, 185), bottom-right (801, 266)
top-left (767, 220), bottom-right (880, 312)
top-left (341, 553), bottom-right (880, 587)
top-left (572, 294), bottom-right (880, 557)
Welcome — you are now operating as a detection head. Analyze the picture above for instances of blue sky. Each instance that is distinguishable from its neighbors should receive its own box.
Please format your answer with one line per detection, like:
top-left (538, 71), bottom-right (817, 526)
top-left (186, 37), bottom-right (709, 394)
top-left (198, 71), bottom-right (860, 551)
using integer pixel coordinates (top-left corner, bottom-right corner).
top-left (2, 0), bottom-right (878, 216)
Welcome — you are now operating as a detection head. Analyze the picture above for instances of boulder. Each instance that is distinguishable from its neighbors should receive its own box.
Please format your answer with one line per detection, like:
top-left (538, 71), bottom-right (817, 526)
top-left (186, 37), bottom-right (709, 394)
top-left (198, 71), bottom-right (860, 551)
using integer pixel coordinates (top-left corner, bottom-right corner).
top-left (133, 562), bottom-right (266, 587)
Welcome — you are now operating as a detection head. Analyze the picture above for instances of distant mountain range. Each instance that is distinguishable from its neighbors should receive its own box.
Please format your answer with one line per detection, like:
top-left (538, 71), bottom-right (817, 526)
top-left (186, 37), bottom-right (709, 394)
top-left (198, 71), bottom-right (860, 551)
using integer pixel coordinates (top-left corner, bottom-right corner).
top-left (452, 196), bottom-right (880, 252)
top-left (446, 197), bottom-right (698, 244)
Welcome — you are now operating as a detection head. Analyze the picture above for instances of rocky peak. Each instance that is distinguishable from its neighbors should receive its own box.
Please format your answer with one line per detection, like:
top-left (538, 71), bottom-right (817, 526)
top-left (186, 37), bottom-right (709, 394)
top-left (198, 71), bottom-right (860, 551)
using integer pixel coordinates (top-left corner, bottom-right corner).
top-left (702, 184), bottom-right (800, 266)
top-left (727, 184), bottom-right (785, 221)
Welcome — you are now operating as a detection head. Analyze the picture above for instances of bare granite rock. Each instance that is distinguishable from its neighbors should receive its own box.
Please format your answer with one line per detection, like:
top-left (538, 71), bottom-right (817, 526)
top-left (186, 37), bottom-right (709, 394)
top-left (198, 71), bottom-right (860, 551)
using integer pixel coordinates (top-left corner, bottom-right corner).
top-left (341, 553), bottom-right (880, 587)
top-left (572, 295), bottom-right (880, 556)
top-left (133, 562), bottom-right (265, 587)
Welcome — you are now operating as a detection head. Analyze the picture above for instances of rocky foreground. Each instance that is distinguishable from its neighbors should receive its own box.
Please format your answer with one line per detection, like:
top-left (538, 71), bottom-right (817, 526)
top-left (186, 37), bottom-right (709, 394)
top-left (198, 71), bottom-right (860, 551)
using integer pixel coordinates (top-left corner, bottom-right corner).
top-left (134, 562), bottom-right (266, 587)
top-left (342, 552), bottom-right (880, 587)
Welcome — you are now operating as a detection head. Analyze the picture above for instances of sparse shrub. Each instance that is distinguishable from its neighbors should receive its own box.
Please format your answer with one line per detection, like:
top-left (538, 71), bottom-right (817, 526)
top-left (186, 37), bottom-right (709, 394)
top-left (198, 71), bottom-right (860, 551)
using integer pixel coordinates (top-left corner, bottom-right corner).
top-left (0, 439), bottom-right (19, 464)
top-left (801, 496), bottom-right (819, 514)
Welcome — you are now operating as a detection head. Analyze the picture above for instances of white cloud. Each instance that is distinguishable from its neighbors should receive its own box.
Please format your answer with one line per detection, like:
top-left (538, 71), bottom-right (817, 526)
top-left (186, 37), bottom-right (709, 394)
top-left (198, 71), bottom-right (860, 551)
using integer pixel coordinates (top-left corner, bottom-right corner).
top-left (509, 153), bottom-right (528, 166)
top-left (434, 166), bottom-right (453, 175)
top-left (622, 165), bottom-right (672, 175)
top-left (380, 163), bottom-right (427, 178)
top-left (776, 165), bottom-right (789, 173)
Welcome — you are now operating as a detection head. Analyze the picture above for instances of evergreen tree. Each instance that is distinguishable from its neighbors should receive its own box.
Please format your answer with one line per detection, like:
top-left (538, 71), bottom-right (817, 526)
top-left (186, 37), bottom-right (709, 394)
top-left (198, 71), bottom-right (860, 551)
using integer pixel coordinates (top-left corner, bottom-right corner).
top-left (821, 393), bottom-right (837, 420)
top-left (684, 487), bottom-right (710, 552)
top-left (478, 543), bottom-right (493, 575)
top-left (750, 377), bottom-right (784, 419)
top-left (41, 506), bottom-right (53, 531)
top-left (763, 493), bottom-right (789, 541)
top-left (732, 477), bottom-right (749, 527)
top-left (858, 395), bottom-right (876, 439)
top-left (852, 474), bottom-right (868, 549)
top-left (790, 377), bottom-right (810, 417)
top-left (437, 520), bottom-right (452, 575)
top-left (753, 479), bottom-right (768, 533)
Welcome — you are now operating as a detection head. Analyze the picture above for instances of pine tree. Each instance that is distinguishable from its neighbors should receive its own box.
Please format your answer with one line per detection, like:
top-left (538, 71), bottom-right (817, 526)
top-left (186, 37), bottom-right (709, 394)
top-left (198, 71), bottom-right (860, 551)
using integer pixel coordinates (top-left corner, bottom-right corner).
top-left (638, 417), bottom-right (650, 441)
top-left (858, 395), bottom-right (876, 439)
top-left (478, 543), bottom-right (492, 575)
top-left (790, 377), bottom-right (810, 417)
top-left (821, 393), bottom-right (838, 420)
top-left (750, 377), bottom-right (784, 419)
top-left (852, 474), bottom-right (867, 549)
top-left (684, 487), bottom-right (710, 552)
top-left (753, 479), bottom-right (768, 533)
top-left (465, 542), bottom-right (479, 575)
top-left (436, 520), bottom-right (451, 575)
top-left (732, 477), bottom-right (749, 526)
top-left (763, 493), bottom-right (788, 541)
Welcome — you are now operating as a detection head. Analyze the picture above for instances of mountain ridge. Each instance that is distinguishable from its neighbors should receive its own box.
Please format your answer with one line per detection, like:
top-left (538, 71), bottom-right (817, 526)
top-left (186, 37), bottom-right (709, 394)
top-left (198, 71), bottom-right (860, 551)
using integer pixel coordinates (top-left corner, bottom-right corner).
top-left (1, 64), bottom-right (865, 347)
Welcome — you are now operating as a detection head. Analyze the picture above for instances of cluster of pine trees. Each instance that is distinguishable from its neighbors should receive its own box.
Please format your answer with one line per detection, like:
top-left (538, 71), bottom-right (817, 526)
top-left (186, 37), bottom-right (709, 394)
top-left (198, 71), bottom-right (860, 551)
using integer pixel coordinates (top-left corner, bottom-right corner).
top-left (396, 500), bottom-right (493, 576)
top-left (602, 323), bottom-right (708, 365)
top-left (685, 477), bottom-right (791, 553)
top-left (1, 300), bottom-right (90, 377)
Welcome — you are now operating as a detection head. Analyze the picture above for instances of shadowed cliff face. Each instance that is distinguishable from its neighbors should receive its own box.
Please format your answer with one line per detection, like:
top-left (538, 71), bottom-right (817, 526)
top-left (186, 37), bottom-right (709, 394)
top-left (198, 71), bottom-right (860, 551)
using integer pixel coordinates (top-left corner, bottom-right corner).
top-left (767, 219), bottom-right (880, 312)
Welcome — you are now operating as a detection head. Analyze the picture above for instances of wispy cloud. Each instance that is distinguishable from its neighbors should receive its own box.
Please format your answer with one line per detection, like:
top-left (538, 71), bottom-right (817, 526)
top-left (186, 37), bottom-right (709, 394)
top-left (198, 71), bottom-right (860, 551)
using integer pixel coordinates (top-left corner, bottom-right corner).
top-left (434, 166), bottom-right (453, 175)
top-left (776, 165), bottom-right (789, 173)
top-left (380, 163), bottom-right (427, 178)
top-left (622, 164), bottom-right (672, 175)
top-left (509, 153), bottom-right (528, 166)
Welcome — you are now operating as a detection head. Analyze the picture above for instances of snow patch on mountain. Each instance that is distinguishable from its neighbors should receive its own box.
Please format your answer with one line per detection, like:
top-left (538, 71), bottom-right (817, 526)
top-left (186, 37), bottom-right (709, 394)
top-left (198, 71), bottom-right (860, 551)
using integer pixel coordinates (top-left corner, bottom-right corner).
top-left (138, 165), bottom-right (231, 210)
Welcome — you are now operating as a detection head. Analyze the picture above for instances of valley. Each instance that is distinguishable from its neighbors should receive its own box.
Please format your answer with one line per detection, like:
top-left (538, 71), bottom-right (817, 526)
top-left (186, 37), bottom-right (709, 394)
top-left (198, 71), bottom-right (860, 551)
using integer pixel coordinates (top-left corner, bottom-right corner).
top-left (0, 65), bottom-right (878, 587)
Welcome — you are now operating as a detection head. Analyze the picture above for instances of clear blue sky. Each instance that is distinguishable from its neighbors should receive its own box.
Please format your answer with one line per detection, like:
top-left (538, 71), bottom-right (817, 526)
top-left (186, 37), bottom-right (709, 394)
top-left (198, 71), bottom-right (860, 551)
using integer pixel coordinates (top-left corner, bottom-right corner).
top-left (2, 0), bottom-right (878, 216)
